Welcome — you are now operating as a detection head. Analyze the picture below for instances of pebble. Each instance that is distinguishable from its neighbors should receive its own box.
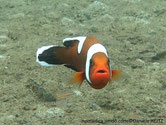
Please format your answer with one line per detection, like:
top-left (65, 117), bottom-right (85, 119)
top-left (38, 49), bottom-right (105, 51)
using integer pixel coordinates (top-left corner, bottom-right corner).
top-left (61, 17), bottom-right (74, 26)
top-left (148, 29), bottom-right (156, 35)
top-left (90, 103), bottom-right (101, 110)
top-left (0, 44), bottom-right (7, 47)
top-left (130, 58), bottom-right (145, 69)
top-left (151, 62), bottom-right (160, 70)
top-left (136, 58), bottom-right (145, 64)
top-left (0, 115), bottom-right (15, 122)
top-left (57, 3), bottom-right (69, 10)
top-left (136, 18), bottom-right (150, 25)
top-left (23, 105), bottom-right (31, 111)
top-left (46, 108), bottom-right (65, 117)
top-left (139, 50), bottom-right (157, 59)
top-left (100, 14), bottom-right (114, 22)
top-left (0, 35), bottom-right (8, 39)
top-left (6, 115), bottom-right (15, 121)
top-left (124, 0), bottom-right (141, 3)
top-left (10, 13), bottom-right (25, 19)
top-left (162, 68), bottom-right (166, 74)
top-left (0, 55), bottom-right (5, 59)
top-left (73, 90), bottom-right (82, 96)
top-left (89, 1), bottom-right (108, 11)
top-left (81, 1), bottom-right (108, 19)
top-left (145, 96), bottom-right (154, 102)
top-left (151, 50), bottom-right (166, 61)
top-left (35, 107), bottom-right (65, 119)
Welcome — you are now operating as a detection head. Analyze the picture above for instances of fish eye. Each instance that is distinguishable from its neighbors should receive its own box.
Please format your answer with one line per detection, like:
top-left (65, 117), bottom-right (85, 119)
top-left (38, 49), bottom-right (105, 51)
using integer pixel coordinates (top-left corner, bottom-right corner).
top-left (90, 59), bottom-right (94, 66)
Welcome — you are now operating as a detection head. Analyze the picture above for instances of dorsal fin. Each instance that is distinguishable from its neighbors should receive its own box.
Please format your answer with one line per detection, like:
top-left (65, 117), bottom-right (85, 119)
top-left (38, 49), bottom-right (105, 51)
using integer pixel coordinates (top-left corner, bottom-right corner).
top-left (63, 40), bottom-right (75, 48)
top-left (63, 36), bottom-right (87, 54)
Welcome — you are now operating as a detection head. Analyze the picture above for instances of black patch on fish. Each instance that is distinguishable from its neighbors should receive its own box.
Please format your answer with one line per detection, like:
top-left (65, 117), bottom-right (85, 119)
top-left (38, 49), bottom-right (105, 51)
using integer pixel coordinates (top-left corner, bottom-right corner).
top-left (64, 64), bottom-right (78, 71)
top-left (38, 47), bottom-right (63, 65)
top-left (63, 40), bottom-right (77, 48)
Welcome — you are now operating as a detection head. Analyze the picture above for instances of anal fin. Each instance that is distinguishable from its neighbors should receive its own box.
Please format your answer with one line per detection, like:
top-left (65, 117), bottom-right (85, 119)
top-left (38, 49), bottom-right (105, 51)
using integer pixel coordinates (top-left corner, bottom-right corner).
top-left (64, 64), bottom-right (78, 72)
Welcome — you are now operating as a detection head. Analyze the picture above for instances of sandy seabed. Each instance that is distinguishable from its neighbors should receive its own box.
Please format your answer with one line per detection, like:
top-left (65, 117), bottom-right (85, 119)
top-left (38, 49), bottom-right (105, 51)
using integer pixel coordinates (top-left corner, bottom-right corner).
top-left (0, 0), bottom-right (166, 125)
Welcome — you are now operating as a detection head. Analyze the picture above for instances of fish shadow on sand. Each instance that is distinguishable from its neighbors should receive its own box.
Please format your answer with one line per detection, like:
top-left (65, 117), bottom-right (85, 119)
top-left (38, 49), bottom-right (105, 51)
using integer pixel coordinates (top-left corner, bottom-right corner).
top-left (26, 79), bottom-right (56, 102)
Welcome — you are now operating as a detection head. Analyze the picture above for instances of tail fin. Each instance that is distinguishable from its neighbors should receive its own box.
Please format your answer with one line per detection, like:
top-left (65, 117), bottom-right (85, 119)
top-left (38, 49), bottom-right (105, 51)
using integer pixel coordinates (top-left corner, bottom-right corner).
top-left (36, 45), bottom-right (63, 66)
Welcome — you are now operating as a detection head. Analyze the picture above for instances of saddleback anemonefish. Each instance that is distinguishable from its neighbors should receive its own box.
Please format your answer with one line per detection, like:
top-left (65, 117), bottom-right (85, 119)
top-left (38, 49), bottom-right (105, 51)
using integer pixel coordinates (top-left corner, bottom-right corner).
top-left (36, 36), bottom-right (121, 89)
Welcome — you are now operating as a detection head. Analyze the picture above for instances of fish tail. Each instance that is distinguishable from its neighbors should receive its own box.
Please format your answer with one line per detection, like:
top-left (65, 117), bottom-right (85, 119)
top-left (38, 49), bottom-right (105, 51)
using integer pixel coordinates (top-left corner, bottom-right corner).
top-left (36, 45), bottom-right (67, 66)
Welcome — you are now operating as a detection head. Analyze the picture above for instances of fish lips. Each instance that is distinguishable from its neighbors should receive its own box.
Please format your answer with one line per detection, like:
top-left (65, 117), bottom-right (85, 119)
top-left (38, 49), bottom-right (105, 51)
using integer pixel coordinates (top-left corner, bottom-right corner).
top-left (91, 68), bottom-right (110, 85)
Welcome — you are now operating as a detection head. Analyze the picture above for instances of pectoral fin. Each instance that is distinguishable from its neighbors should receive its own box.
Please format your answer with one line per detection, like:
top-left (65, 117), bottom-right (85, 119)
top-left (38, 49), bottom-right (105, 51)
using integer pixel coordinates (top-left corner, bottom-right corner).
top-left (112, 70), bottom-right (122, 80)
top-left (71, 72), bottom-right (85, 87)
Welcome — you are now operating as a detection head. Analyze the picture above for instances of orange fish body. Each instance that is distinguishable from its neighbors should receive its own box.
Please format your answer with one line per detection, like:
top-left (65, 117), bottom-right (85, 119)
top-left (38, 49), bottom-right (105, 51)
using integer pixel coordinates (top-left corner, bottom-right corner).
top-left (36, 36), bottom-right (121, 89)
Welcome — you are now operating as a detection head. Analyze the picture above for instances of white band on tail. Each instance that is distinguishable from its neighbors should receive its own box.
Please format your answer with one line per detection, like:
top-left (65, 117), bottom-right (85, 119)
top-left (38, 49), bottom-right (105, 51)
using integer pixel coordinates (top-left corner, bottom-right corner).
top-left (85, 44), bottom-right (108, 83)
top-left (63, 36), bottom-right (86, 54)
top-left (36, 45), bottom-right (57, 66)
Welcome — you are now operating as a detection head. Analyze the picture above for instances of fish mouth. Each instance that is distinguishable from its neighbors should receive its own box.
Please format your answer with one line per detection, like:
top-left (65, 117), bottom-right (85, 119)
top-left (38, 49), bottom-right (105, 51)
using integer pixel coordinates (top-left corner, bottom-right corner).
top-left (96, 69), bottom-right (108, 74)
top-left (88, 68), bottom-right (111, 89)
top-left (92, 68), bottom-right (110, 83)
top-left (95, 68), bottom-right (109, 75)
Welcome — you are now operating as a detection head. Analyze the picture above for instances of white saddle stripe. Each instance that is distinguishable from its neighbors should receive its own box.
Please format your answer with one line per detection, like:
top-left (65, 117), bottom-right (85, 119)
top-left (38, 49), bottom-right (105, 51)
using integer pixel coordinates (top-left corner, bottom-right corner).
top-left (85, 43), bottom-right (108, 83)
top-left (63, 36), bottom-right (87, 54)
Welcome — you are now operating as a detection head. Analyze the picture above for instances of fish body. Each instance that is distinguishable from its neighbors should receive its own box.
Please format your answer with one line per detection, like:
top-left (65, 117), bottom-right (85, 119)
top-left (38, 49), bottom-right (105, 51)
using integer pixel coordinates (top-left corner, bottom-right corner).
top-left (36, 36), bottom-right (121, 89)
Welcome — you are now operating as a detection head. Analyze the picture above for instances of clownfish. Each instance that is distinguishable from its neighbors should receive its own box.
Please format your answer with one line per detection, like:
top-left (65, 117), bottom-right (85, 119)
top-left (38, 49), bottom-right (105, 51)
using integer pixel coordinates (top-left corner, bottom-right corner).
top-left (36, 36), bottom-right (121, 89)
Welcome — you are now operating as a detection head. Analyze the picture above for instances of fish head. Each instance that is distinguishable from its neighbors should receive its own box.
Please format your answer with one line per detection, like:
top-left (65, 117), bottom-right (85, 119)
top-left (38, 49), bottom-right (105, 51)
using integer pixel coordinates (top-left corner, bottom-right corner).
top-left (89, 52), bottom-right (111, 89)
